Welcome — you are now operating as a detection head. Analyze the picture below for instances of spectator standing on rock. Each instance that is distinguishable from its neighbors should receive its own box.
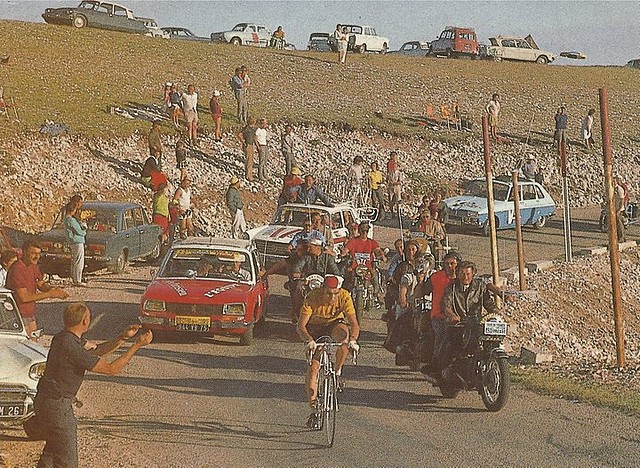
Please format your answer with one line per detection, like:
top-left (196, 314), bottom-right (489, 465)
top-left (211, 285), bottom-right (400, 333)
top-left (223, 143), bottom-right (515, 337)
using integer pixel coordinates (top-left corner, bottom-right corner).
top-left (162, 82), bottom-right (172, 113)
top-left (237, 117), bottom-right (257, 181)
top-left (181, 84), bottom-right (199, 146)
top-left (521, 155), bottom-right (538, 181)
top-left (175, 139), bottom-right (188, 181)
top-left (32, 303), bottom-right (152, 468)
top-left (6, 240), bottom-right (68, 339)
top-left (152, 183), bottom-right (170, 244)
top-left (581, 108), bottom-right (596, 150)
top-left (209, 89), bottom-right (223, 142)
top-left (369, 161), bottom-right (386, 219)
top-left (281, 124), bottom-right (297, 175)
top-left (148, 120), bottom-right (163, 169)
top-left (64, 201), bottom-right (88, 287)
top-left (486, 93), bottom-right (500, 140)
top-left (172, 177), bottom-right (194, 239)
top-left (0, 250), bottom-right (18, 288)
top-left (169, 83), bottom-right (183, 129)
top-left (230, 67), bottom-right (248, 124)
top-left (278, 166), bottom-right (304, 206)
top-left (255, 118), bottom-right (270, 181)
top-left (335, 24), bottom-right (348, 64)
top-left (554, 106), bottom-right (568, 153)
top-left (140, 157), bottom-right (168, 191)
top-left (387, 153), bottom-right (403, 216)
top-left (226, 176), bottom-right (247, 239)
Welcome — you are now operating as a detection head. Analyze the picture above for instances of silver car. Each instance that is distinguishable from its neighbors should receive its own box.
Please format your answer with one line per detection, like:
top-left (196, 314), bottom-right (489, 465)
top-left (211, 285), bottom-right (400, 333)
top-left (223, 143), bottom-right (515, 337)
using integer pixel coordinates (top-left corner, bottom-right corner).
top-left (0, 289), bottom-right (47, 427)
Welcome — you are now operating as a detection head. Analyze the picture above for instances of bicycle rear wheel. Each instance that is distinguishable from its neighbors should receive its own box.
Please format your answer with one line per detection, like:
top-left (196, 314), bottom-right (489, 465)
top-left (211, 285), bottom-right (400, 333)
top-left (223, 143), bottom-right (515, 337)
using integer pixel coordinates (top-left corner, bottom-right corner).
top-left (324, 373), bottom-right (337, 447)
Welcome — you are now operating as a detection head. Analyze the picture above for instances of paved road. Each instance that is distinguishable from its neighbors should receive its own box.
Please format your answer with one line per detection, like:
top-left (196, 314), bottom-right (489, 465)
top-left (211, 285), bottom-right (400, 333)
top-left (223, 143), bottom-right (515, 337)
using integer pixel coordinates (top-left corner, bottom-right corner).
top-left (3, 206), bottom-right (639, 466)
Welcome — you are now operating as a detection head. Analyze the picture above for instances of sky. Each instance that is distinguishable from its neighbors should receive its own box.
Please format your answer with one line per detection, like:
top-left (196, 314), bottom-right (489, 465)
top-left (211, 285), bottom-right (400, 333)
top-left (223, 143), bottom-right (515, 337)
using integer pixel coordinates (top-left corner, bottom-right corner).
top-left (1, 0), bottom-right (638, 66)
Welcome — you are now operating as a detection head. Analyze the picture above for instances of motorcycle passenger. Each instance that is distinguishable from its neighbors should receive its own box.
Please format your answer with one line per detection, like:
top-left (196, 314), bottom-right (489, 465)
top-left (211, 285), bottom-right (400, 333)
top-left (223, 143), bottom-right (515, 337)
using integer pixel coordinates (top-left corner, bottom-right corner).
top-left (290, 238), bottom-right (341, 322)
top-left (417, 211), bottom-right (446, 263)
top-left (435, 261), bottom-right (499, 379)
top-left (297, 274), bottom-right (360, 428)
top-left (341, 221), bottom-right (387, 299)
top-left (289, 219), bottom-right (325, 252)
top-left (383, 240), bottom-right (419, 327)
top-left (418, 250), bottom-right (461, 376)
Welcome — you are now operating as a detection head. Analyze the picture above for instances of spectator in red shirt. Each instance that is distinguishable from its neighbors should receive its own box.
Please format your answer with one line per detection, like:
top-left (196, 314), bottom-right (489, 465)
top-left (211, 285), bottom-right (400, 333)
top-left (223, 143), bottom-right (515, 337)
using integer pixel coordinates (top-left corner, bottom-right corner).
top-left (278, 166), bottom-right (304, 206)
top-left (140, 157), bottom-right (168, 191)
top-left (6, 240), bottom-right (69, 339)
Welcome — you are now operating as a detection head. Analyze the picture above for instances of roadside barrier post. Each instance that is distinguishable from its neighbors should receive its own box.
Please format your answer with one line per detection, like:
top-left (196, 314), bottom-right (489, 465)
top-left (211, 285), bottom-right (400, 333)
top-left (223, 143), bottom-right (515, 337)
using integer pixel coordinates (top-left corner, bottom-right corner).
top-left (559, 140), bottom-right (573, 262)
top-left (482, 116), bottom-right (501, 302)
top-left (511, 171), bottom-right (526, 290)
top-left (599, 87), bottom-right (625, 368)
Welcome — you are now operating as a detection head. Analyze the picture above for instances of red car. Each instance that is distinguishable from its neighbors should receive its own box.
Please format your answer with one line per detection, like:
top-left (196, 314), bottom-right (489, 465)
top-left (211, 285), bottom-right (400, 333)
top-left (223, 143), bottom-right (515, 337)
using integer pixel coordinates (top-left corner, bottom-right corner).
top-left (139, 238), bottom-right (268, 345)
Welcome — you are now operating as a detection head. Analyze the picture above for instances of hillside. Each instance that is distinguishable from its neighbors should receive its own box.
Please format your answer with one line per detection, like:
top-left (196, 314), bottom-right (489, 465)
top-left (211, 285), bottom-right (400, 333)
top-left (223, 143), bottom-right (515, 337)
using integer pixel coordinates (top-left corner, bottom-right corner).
top-left (1, 20), bottom-right (640, 396)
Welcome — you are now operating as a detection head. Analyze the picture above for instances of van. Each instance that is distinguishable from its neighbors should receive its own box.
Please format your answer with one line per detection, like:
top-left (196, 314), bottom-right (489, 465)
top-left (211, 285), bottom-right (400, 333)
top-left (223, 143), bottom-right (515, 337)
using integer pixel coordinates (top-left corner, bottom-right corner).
top-left (429, 27), bottom-right (479, 58)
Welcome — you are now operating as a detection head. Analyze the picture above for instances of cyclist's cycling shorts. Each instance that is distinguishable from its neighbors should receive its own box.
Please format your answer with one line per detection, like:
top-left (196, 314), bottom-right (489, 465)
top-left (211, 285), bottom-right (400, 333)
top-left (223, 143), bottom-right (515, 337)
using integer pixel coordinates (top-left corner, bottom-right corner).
top-left (308, 319), bottom-right (347, 340)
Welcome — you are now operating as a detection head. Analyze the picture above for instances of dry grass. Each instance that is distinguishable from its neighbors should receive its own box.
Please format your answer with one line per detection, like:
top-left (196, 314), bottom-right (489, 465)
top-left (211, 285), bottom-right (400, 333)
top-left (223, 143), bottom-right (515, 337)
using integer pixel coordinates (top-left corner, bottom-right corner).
top-left (1, 19), bottom-right (639, 141)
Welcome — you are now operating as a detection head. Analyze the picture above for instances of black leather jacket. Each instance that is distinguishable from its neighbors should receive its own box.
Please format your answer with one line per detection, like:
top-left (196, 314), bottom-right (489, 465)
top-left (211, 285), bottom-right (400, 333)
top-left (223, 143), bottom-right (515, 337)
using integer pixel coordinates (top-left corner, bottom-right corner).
top-left (441, 278), bottom-right (497, 320)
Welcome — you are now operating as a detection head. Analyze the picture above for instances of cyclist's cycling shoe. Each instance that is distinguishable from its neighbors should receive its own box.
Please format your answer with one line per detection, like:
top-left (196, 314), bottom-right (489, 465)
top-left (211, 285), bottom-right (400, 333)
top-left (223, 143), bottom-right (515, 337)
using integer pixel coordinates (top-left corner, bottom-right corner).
top-left (306, 412), bottom-right (320, 429)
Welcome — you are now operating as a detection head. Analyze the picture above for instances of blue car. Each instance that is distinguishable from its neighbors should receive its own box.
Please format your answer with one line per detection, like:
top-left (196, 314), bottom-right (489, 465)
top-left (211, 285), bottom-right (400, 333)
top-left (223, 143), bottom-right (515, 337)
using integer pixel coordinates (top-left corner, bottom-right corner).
top-left (38, 201), bottom-right (162, 276)
top-left (444, 176), bottom-right (556, 236)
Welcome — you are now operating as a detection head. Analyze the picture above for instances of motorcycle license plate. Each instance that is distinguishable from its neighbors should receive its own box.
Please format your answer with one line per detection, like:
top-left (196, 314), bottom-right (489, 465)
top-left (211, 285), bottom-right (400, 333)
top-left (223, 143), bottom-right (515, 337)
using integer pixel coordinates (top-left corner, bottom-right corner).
top-left (0, 404), bottom-right (24, 417)
top-left (484, 321), bottom-right (507, 336)
top-left (175, 316), bottom-right (211, 332)
top-left (354, 253), bottom-right (369, 263)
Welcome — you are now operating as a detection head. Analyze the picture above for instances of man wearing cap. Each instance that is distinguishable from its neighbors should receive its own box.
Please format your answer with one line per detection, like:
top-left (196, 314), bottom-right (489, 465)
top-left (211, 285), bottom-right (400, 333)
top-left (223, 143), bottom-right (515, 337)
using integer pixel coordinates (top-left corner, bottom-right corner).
top-left (209, 89), bottom-right (222, 142)
top-left (229, 67), bottom-right (248, 124)
top-left (290, 175), bottom-right (333, 207)
top-left (278, 166), bottom-right (304, 205)
top-left (220, 252), bottom-right (251, 281)
top-left (281, 124), bottom-right (297, 175)
top-left (225, 177), bottom-right (247, 239)
top-left (521, 155), bottom-right (537, 181)
top-left (297, 274), bottom-right (360, 428)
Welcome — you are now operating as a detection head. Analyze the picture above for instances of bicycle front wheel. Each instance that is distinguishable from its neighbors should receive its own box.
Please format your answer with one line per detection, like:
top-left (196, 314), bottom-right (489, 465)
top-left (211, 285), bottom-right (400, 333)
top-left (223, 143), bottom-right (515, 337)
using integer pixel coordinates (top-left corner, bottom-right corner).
top-left (324, 373), bottom-right (337, 447)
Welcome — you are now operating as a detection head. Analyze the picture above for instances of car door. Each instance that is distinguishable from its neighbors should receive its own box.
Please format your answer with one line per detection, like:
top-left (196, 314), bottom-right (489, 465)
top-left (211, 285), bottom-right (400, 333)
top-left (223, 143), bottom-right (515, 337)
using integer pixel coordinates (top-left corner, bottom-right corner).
top-left (250, 250), bottom-right (268, 319)
top-left (519, 184), bottom-right (538, 224)
top-left (121, 208), bottom-right (141, 258)
top-left (501, 39), bottom-right (518, 60)
top-left (515, 39), bottom-right (536, 62)
top-left (133, 207), bottom-right (156, 257)
top-left (111, 4), bottom-right (132, 32)
top-left (89, 2), bottom-right (111, 28)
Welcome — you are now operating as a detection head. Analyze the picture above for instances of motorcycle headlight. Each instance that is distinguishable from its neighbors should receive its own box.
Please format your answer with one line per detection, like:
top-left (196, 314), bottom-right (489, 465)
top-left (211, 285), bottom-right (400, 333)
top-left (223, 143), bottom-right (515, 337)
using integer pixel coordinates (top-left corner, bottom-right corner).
top-left (143, 299), bottom-right (166, 312)
top-left (29, 362), bottom-right (46, 380)
top-left (223, 303), bottom-right (245, 316)
top-left (355, 265), bottom-right (369, 277)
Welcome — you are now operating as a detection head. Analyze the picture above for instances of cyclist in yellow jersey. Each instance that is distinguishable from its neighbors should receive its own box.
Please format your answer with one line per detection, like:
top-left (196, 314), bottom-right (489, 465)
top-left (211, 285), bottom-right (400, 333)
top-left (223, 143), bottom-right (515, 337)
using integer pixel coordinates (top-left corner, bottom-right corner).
top-left (297, 275), bottom-right (360, 425)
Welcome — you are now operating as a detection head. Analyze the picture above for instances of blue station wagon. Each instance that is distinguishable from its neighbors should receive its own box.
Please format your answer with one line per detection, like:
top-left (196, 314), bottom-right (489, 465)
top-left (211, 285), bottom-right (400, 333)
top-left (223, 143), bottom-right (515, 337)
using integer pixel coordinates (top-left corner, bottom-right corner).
top-left (444, 176), bottom-right (556, 235)
top-left (38, 201), bottom-right (162, 276)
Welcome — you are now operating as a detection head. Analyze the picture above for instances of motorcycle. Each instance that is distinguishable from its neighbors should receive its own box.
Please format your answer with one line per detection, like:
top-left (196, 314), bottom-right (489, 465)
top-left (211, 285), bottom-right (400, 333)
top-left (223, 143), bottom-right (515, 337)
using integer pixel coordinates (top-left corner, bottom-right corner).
top-left (351, 253), bottom-right (376, 325)
top-left (438, 314), bottom-right (510, 412)
top-left (599, 201), bottom-right (638, 233)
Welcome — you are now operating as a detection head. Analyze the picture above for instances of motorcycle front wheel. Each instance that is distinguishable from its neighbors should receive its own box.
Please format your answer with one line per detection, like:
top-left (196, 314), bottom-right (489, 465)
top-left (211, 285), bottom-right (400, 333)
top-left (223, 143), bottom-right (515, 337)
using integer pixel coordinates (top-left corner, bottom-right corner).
top-left (354, 288), bottom-right (365, 324)
top-left (481, 357), bottom-right (510, 412)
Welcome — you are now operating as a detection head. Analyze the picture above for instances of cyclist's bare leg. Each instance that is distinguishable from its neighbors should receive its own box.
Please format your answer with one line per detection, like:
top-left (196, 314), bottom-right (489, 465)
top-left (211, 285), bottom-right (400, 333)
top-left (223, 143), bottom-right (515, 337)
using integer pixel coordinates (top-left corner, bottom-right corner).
top-left (186, 217), bottom-right (194, 236)
top-left (306, 359), bottom-right (321, 407)
top-left (331, 324), bottom-right (350, 375)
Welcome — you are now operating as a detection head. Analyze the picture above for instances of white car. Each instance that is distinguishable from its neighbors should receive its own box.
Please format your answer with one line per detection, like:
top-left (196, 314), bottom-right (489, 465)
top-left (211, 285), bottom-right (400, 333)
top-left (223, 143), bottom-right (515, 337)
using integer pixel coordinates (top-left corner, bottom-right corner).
top-left (210, 23), bottom-right (271, 47)
top-left (487, 35), bottom-right (557, 64)
top-left (0, 289), bottom-right (47, 427)
top-left (244, 202), bottom-right (374, 269)
top-left (329, 24), bottom-right (389, 54)
top-left (138, 17), bottom-right (168, 38)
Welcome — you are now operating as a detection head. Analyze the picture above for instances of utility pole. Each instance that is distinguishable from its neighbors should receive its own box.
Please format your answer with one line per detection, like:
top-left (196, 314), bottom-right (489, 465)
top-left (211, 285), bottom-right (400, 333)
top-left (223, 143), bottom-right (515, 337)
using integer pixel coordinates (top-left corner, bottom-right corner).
top-left (559, 139), bottom-right (573, 262)
top-left (482, 116), bottom-right (500, 290)
top-left (511, 171), bottom-right (526, 290)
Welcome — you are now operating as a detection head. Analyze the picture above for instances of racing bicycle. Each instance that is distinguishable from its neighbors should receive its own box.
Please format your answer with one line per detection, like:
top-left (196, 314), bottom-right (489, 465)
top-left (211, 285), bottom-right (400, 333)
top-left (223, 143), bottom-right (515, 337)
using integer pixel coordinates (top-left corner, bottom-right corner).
top-left (307, 336), bottom-right (358, 447)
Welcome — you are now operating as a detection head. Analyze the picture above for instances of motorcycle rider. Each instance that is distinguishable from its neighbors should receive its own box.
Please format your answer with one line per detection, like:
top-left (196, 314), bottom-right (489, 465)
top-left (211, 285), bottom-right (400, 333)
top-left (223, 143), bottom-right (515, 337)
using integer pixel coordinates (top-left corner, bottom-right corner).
top-left (296, 274), bottom-right (360, 428)
top-left (435, 261), bottom-right (499, 381)
top-left (341, 221), bottom-right (387, 299)
top-left (417, 211), bottom-right (446, 263)
top-left (290, 238), bottom-right (341, 323)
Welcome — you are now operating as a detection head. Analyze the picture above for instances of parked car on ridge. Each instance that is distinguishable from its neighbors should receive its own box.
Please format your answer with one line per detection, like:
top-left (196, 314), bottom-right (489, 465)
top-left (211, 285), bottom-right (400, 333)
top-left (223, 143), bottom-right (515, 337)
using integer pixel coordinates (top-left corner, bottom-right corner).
top-left (0, 289), bottom-right (47, 428)
top-left (328, 24), bottom-right (389, 54)
top-left (37, 201), bottom-right (162, 277)
top-left (390, 41), bottom-right (430, 57)
top-left (307, 32), bottom-right (331, 52)
top-left (210, 23), bottom-right (271, 47)
top-left (487, 35), bottom-right (557, 64)
top-left (161, 27), bottom-right (211, 42)
top-left (429, 26), bottom-right (479, 58)
top-left (139, 17), bottom-right (168, 38)
top-left (625, 58), bottom-right (640, 69)
top-left (42, 0), bottom-right (148, 34)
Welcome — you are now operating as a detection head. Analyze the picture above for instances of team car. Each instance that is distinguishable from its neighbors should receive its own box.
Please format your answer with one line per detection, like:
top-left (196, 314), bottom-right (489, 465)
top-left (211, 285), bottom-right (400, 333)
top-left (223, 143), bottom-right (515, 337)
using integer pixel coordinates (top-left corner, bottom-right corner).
top-left (0, 289), bottom-right (47, 427)
top-left (244, 202), bottom-right (374, 269)
top-left (161, 27), bottom-right (211, 42)
top-left (210, 23), bottom-right (271, 47)
top-left (38, 201), bottom-right (162, 276)
top-left (139, 238), bottom-right (268, 346)
top-left (487, 35), bottom-right (557, 64)
top-left (42, 0), bottom-right (148, 34)
top-left (444, 176), bottom-right (556, 235)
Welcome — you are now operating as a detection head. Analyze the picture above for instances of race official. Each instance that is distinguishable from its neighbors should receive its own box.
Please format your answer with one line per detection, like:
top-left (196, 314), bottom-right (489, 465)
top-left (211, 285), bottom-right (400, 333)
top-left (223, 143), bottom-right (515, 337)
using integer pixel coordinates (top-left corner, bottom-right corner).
top-left (32, 303), bottom-right (152, 467)
top-left (297, 275), bottom-right (360, 427)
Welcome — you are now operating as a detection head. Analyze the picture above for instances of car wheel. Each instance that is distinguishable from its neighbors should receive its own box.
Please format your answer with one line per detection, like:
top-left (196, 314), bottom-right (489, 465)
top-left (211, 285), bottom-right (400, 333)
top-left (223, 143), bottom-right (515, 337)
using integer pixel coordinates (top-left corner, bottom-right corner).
top-left (359, 44), bottom-right (367, 54)
top-left (230, 37), bottom-right (241, 46)
top-left (239, 323), bottom-right (254, 346)
top-left (72, 15), bottom-right (87, 28)
top-left (109, 250), bottom-right (128, 274)
top-left (533, 216), bottom-right (547, 229)
top-left (536, 55), bottom-right (548, 64)
top-left (146, 238), bottom-right (161, 262)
